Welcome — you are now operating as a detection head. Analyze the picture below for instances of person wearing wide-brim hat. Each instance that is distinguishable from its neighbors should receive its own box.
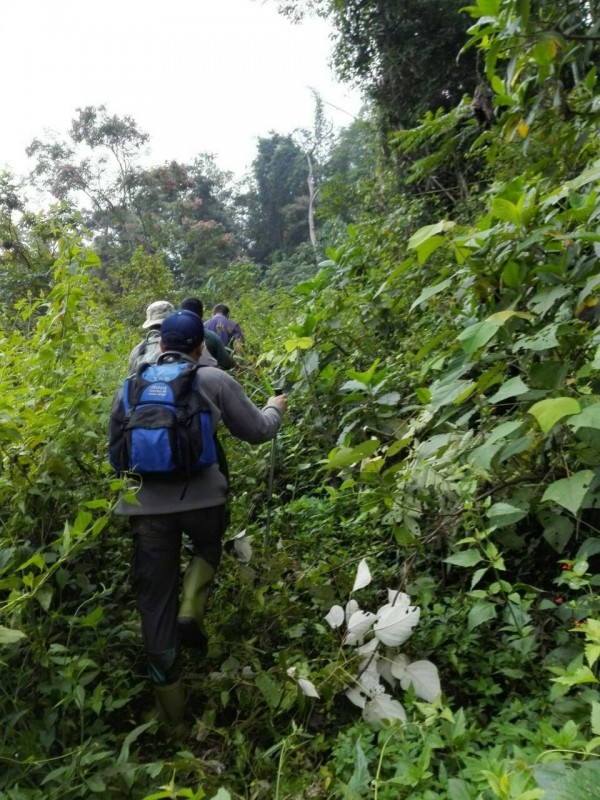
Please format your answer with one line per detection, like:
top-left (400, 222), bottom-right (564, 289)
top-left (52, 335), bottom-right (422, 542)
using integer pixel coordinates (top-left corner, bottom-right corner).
top-left (127, 300), bottom-right (174, 374)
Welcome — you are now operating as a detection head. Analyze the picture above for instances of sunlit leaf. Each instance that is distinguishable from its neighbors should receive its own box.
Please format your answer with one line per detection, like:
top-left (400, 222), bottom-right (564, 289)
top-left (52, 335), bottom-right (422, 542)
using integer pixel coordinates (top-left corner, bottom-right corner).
top-left (373, 605), bottom-right (420, 646)
top-left (0, 626), bottom-right (26, 644)
top-left (298, 678), bottom-right (319, 698)
top-left (353, 558), bottom-right (372, 592)
top-left (324, 604), bottom-right (345, 629)
top-left (398, 660), bottom-right (441, 702)
top-left (445, 549), bottom-right (483, 567)
top-left (487, 501), bottom-right (527, 527)
top-left (345, 599), bottom-right (359, 624)
top-left (233, 534), bottom-right (253, 564)
top-left (410, 277), bottom-right (453, 311)
top-left (408, 220), bottom-right (455, 250)
top-left (541, 471), bottom-right (595, 516)
top-left (488, 377), bottom-right (530, 403)
top-left (528, 397), bottom-right (580, 433)
top-left (468, 601), bottom-right (497, 631)
top-left (362, 694), bottom-right (407, 724)
top-left (346, 685), bottom-right (368, 709)
top-left (386, 589), bottom-right (411, 608)
top-left (345, 610), bottom-right (376, 645)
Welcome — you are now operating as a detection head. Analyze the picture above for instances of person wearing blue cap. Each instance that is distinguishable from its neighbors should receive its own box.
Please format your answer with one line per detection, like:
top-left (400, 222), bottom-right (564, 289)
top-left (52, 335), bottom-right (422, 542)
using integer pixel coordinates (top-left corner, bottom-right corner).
top-left (110, 309), bottom-right (287, 738)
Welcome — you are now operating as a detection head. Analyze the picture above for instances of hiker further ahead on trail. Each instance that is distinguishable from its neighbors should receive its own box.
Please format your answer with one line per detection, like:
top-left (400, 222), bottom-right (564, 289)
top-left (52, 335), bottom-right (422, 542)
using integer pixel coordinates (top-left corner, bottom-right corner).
top-left (203, 303), bottom-right (244, 353)
top-left (127, 300), bottom-right (174, 374)
top-left (180, 297), bottom-right (233, 370)
top-left (108, 309), bottom-right (287, 738)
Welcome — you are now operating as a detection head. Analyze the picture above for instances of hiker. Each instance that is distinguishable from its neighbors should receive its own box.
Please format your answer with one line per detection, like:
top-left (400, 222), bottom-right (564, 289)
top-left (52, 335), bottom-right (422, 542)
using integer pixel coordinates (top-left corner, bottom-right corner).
top-left (180, 297), bottom-right (233, 370)
top-left (203, 303), bottom-right (244, 351)
top-left (109, 310), bottom-right (287, 737)
top-left (127, 300), bottom-right (174, 374)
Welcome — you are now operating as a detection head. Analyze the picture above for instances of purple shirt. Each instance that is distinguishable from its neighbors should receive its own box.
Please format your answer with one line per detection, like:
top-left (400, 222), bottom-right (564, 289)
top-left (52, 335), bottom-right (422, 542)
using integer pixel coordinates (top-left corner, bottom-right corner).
top-left (204, 314), bottom-right (243, 347)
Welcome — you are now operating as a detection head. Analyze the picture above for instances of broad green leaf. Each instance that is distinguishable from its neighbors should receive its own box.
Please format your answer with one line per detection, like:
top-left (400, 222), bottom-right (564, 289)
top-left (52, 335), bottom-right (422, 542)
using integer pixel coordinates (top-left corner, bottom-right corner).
top-left (528, 397), bottom-right (581, 433)
top-left (255, 672), bottom-right (283, 708)
top-left (416, 234), bottom-right (445, 264)
top-left (487, 310), bottom-right (532, 324)
top-left (592, 704), bottom-right (600, 739)
top-left (542, 471), bottom-right (594, 516)
top-left (528, 286), bottom-right (571, 317)
top-left (533, 760), bottom-right (600, 799)
top-left (468, 601), bottom-right (497, 631)
top-left (501, 261), bottom-right (527, 288)
top-left (328, 439), bottom-right (380, 468)
top-left (491, 197), bottom-right (521, 225)
top-left (375, 391), bottom-right (400, 406)
top-left (0, 625), bottom-right (26, 644)
top-left (457, 319), bottom-right (502, 353)
top-left (409, 277), bottom-right (453, 312)
top-left (447, 779), bottom-right (472, 800)
top-left (408, 220), bottom-right (455, 250)
top-left (488, 376), bottom-right (530, 403)
top-left (486, 419), bottom-right (525, 445)
top-left (346, 741), bottom-right (372, 800)
top-left (117, 721), bottom-right (154, 765)
top-left (284, 336), bottom-right (314, 352)
top-left (587, 645), bottom-right (600, 670)
top-left (211, 791), bottom-right (232, 800)
top-left (513, 323), bottom-right (560, 352)
top-left (346, 359), bottom-right (381, 385)
top-left (542, 516), bottom-right (574, 553)
top-left (487, 502), bottom-right (527, 527)
top-left (445, 550), bottom-right (483, 567)
top-left (568, 403), bottom-right (600, 433)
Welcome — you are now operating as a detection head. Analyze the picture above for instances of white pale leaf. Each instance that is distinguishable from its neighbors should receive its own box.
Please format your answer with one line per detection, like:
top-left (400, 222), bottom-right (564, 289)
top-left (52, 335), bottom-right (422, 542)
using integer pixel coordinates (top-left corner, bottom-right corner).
top-left (400, 660), bottom-right (441, 703)
top-left (241, 665), bottom-right (256, 679)
top-left (233, 535), bottom-right (253, 564)
top-left (377, 657), bottom-right (398, 690)
top-left (386, 590), bottom-right (411, 608)
top-left (345, 598), bottom-right (359, 624)
top-left (362, 694), bottom-right (407, 724)
top-left (345, 610), bottom-right (376, 645)
top-left (356, 638), bottom-right (379, 656)
top-left (233, 529), bottom-right (247, 539)
top-left (353, 558), bottom-right (372, 592)
top-left (298, 678), bottom-right (320, 698)
top-left (373, 606), bottom-right (420, 646)
top-left (346, 685), bottom-right (368, 709)
top-left (358, 666), bottom-right (384, 697)
top-left (286, 666), bottom-right (297, 678)
top-left (324, 604), bottom-right (345, 629)
top-left (390, 653), bottom-right (410, 680)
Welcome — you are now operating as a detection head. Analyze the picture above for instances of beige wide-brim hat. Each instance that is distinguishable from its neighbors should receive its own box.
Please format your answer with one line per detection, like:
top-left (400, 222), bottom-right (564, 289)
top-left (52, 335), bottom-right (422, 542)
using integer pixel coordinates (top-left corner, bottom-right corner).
top-left (142, 300), bottom-right (175, 329)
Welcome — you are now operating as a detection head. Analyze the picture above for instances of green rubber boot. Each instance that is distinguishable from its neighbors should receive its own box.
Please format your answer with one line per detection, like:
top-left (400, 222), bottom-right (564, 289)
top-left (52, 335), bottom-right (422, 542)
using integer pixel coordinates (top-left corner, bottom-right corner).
top-left (177, 557), bottom-right (215, 652)
top-left (154, 678), bottom-right (187, 739)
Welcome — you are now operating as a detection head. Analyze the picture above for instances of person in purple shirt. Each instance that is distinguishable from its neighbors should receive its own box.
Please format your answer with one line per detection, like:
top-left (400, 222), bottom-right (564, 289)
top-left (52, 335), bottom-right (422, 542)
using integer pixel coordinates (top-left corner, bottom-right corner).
top-left (203, 303), bottom-right (244, 350)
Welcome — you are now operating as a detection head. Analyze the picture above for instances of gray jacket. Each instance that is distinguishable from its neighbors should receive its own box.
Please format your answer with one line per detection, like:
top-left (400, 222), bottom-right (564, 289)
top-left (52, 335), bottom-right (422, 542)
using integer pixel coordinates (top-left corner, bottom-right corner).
top-left (113, 358), bottom-right (282, 515)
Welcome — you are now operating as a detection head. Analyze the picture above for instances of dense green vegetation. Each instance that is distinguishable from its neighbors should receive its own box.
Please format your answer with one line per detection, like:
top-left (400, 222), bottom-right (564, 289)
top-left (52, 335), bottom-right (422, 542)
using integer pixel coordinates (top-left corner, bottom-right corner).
top-left (3, 0), bottom-right (600, 797)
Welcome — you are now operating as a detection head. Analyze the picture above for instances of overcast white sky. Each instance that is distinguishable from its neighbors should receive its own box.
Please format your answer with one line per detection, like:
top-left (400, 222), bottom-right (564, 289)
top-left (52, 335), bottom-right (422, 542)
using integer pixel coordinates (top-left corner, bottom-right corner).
top-left (1, 0), bottom-right (362, 180)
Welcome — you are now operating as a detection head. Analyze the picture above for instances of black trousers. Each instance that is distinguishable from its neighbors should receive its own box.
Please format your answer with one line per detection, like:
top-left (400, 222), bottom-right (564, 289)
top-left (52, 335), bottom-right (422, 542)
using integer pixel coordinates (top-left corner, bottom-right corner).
top-left (130, 505), bottom-right (227, 684)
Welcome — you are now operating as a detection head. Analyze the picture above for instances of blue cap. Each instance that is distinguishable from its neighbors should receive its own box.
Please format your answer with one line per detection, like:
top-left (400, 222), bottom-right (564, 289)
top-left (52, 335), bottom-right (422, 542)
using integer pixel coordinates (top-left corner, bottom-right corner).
top-left (160, 310), bottom-right (204, 351)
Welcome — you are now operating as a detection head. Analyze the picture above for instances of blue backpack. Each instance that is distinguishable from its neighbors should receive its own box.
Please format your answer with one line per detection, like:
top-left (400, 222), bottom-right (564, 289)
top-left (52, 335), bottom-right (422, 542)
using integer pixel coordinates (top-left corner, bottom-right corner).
top-left (109, 357), bottom-right (216, 476)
